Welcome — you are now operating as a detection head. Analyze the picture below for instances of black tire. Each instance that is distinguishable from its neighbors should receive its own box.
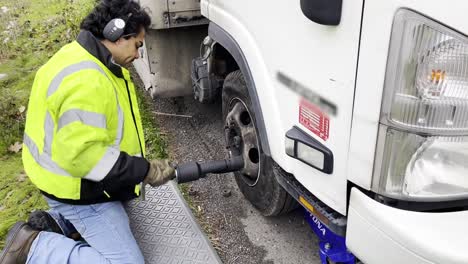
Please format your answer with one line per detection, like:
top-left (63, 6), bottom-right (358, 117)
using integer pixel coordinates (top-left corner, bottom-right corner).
top-left (222, 70), bottom-right (297, 216)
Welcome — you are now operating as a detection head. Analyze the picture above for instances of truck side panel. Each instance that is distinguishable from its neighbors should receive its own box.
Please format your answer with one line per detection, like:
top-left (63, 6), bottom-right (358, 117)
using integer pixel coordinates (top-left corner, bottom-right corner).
top-left (205, 0), bottom-right (364, 214)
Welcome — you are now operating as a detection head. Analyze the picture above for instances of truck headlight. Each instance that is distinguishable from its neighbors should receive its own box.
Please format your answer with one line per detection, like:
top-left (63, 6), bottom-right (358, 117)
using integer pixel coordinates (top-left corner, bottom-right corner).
top-left (373, 9), bottom-right (468, 201)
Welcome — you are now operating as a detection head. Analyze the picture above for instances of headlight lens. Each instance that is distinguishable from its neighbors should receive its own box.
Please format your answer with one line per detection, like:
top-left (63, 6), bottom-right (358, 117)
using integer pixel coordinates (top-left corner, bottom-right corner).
top-left (374, 127), bottom-right (468, 201)
top-left (383, 10), bottom-right (468, 133)
top-left (374, 9), bottom-right (468, 201)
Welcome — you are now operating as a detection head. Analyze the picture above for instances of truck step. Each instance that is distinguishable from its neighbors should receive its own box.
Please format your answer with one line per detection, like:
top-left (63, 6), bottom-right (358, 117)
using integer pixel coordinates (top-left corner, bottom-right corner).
top-left (274, 164), bottom-right (348, 236)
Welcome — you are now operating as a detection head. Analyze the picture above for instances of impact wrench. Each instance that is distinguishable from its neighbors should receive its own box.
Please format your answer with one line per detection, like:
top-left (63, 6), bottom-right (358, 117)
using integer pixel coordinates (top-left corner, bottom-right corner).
top-left (140, 155), bottom-right (244, 200)
top-left (175, 155), bottom-right (244, 183)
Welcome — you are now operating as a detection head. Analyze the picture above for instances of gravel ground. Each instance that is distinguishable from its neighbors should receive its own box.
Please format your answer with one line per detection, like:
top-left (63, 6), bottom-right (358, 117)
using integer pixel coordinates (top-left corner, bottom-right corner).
top-left (150, 95), bottom-right (322, 264)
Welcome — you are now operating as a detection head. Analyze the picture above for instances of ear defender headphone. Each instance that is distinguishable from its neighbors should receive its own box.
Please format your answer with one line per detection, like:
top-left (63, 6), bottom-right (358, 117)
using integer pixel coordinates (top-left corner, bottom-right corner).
top-left (103, 13), bottom-right (133, 42)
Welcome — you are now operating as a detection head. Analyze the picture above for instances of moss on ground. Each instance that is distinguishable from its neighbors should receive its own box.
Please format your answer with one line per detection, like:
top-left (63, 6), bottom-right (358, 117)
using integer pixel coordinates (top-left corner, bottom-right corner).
top-left (0, 154), bottom-right (48, 248)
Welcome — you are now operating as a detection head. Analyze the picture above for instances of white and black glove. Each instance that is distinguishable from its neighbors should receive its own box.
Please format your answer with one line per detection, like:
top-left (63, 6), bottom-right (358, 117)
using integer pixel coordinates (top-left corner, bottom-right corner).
top-left (143, 159), bottom-right (176, 187)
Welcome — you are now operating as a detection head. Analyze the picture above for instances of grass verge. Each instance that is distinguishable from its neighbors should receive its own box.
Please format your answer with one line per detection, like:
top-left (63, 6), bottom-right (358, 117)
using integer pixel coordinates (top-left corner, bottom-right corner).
top-left (0, 154), bottom-right (48, 248)
top-left (135, 87), bottom-right (168, 160)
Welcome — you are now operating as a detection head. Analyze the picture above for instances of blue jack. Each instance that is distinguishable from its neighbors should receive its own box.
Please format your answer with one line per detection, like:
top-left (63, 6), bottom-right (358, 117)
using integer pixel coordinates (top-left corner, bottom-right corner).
top-left (304, 210), bottom-right (355, 264)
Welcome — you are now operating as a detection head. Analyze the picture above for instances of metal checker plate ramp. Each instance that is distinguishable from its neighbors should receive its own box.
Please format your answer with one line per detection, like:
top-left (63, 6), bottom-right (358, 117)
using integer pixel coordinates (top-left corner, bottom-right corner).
top-left (125, 182), bottom-right (221, 264)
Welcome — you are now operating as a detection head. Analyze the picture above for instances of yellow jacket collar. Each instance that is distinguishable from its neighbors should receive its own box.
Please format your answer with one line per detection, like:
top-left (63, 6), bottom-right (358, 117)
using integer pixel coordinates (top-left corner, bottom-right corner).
top-left (77, 30), bottom-right (125, 79)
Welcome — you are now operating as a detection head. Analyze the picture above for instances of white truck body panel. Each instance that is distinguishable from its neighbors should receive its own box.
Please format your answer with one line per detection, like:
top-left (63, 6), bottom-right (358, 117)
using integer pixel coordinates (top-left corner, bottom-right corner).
top-left (347, 188), bottom-right (468, 264)
top-left (203, 1), bottom-right (468, 261)
top-left (137, 0), bottom-right (468, 261)
top-left (349, 0), bottom-right (468, 190)
top-left (346, 1), bottom-right (468, 262)
top-left (205, 0), bottom-right (364, 215)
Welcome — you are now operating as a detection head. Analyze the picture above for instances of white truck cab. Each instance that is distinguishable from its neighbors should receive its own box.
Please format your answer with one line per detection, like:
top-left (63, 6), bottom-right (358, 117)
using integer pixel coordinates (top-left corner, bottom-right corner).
top-left (134, 0), bottom-right (468, 263)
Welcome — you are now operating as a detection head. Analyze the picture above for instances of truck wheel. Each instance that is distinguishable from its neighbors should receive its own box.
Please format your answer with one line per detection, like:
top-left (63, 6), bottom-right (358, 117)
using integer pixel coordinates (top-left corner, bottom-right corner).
top-left (222, 70), bottom-right (297, 216)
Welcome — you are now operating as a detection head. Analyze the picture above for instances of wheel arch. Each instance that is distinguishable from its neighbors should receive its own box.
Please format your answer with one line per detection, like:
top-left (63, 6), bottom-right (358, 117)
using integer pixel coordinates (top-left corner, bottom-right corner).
top-left (208, 22), bottom-right (271, 156)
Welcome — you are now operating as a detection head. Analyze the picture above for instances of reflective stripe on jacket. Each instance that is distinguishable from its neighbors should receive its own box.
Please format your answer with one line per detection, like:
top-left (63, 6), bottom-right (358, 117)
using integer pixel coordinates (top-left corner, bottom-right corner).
top-left (22, 31), bottom-right (148, 204)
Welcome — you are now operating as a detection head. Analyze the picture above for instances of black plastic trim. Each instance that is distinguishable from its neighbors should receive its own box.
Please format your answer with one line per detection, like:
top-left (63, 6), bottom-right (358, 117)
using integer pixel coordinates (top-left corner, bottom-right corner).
top-left (286, 126), bottom-right (333, 174)
top-left (375, 194), bottom-right (468, 213)
top-left (300, 0), bottom-right (343, 26)
top-left (349, 1), bottom-right (365, 140)
top-left (349, 183), bottom-right (468, 213)
top-left (208, 22), bottom-right (271, 156)
top-left (274, 164), bottom-right (347, 236)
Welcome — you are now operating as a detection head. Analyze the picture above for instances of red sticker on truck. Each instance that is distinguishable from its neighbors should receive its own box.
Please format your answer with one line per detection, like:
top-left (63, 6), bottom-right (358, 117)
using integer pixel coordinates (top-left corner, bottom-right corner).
top-left (299, 99), bottom-right (330, 141)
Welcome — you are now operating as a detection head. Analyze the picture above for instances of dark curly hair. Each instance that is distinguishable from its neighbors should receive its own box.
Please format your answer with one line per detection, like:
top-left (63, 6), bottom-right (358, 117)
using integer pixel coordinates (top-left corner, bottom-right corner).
top-left (81, 0), bottom-right (151, 39)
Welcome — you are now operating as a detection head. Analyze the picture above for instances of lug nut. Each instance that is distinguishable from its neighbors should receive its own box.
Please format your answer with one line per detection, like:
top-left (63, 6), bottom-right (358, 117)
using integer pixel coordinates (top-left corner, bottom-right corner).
top-left (222, 189), bottom-right (231, 197)
top-left (233, 136), bottom-right (241, 146)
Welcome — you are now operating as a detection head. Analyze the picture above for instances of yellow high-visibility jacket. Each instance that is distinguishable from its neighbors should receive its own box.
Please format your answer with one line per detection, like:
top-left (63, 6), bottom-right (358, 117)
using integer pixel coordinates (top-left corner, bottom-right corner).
top-left (22, 30), bottom-right (148, 204)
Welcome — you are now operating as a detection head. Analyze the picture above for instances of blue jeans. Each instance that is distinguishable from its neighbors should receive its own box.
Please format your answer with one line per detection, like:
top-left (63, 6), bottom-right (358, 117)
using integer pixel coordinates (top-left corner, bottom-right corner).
top-left (26, 197), bottom-right (144, 264)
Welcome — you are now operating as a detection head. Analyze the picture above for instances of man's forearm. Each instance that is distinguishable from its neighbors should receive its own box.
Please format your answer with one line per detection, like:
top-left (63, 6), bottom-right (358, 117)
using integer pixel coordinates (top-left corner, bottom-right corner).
top-left (100, 152), bottom-right (149, 192)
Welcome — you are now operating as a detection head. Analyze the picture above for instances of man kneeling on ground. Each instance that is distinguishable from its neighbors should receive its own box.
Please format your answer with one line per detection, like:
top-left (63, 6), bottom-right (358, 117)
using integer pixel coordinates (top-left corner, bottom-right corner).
top-left (0, 0), bottom-right (174, 263)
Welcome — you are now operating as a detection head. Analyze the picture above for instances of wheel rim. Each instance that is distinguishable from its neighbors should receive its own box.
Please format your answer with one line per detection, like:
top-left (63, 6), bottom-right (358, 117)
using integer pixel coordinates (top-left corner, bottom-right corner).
top-left (225, 98), bottom-right (261, 186)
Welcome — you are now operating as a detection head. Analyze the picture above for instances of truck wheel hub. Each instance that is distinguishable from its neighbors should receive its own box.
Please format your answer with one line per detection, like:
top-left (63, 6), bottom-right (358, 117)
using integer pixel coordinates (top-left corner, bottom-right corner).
top-left (225, 98), bottom-right (260, 185)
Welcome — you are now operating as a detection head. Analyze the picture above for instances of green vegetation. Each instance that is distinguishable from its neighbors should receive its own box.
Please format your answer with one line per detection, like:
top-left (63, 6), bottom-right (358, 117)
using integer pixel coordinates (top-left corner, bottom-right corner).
top-left (0, 0), bottom-right (168, 248)
top-left (0, 155), bottom-right (47, 248)
top-left (136, 89), bottom-right (168, 160)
